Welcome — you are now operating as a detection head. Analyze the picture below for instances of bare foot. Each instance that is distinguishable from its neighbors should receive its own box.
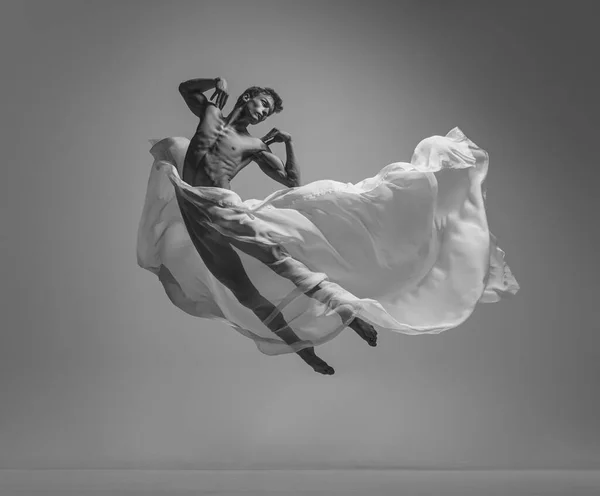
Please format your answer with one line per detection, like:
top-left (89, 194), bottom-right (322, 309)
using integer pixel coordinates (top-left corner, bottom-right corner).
top-left (348, 317), bottom-right (378, 347)
top-left (297, 347), bottom-right (335, 375)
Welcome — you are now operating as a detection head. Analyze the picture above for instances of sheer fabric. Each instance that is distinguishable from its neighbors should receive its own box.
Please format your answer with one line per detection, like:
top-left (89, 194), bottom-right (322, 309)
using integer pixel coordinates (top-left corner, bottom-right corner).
top-left (137, 128), bottom-right (519, 355)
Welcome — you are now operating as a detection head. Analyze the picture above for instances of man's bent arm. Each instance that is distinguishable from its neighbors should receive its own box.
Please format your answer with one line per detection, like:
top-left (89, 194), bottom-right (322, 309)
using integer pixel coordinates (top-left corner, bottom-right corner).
top-left (255, 140), bottom-right (301, 188)
top-left (178, 78), bottom-right (219, 118)
top-left (283, 139), bottom-right (300, 186)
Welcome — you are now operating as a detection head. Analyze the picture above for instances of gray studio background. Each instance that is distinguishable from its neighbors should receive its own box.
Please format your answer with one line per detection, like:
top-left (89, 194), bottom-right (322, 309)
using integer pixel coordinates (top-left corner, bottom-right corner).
top-left (2, 1), bottom-right (598, 470)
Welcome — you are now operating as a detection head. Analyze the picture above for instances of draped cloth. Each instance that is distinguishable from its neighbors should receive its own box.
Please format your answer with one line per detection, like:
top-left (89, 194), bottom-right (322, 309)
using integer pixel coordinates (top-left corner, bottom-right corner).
top-left (137, 127), bottom-right (519, 355)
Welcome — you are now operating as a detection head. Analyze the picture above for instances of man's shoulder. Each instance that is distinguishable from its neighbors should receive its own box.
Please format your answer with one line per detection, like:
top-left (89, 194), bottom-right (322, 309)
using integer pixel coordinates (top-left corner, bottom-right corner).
top-left (250, 140), bottom-right (271, 160)
top-left (240, 131), bottom-right (267, 149)
top-left (195, 103), bottom-right (223, 127)
top-left (204, 101), bottom-right (221, 115)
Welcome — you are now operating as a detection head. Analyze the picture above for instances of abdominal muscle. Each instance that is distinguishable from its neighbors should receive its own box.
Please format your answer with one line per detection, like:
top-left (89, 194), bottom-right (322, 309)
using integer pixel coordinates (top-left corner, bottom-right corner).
top-left (183, 115), bottom-right (259, 189)
top-left (183, 147), bottom-right (236, 189)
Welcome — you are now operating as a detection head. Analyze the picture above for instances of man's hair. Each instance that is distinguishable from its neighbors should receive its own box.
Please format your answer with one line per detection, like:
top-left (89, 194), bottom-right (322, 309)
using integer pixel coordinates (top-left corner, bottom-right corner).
top-left (234, 86), bottom-right (283, 114)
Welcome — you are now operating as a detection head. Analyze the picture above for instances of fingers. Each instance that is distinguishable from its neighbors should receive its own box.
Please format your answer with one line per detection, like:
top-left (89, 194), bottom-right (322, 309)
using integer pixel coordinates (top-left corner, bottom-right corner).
top-left (262, 129), bottom-right (277, 144)
top-left (210, 90), bottom-right (229, 109)
top-left (261, 128), bottom-right (284, 144)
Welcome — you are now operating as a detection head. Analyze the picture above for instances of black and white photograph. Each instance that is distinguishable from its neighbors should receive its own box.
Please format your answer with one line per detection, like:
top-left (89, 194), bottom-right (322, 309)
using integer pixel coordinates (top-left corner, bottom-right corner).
top-left (2, 1), bottom-right (599, 494)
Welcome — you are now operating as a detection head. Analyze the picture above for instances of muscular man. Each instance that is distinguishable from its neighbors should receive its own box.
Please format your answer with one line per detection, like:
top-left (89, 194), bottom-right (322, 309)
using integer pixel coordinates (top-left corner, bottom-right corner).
top-left (175, 76), bottom-right (377, 375)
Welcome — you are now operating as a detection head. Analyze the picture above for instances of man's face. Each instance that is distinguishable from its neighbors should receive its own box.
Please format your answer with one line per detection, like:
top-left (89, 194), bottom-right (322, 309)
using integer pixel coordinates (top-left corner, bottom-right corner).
top-left (244, 93), bottom-right (275, 124)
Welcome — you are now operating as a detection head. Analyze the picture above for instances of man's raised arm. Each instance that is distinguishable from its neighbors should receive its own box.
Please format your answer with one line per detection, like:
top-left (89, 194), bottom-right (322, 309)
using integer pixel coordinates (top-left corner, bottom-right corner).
top-left (178, 77), bottom-right (229, 117)
top-left (254, 129), bottom-right (300, 188)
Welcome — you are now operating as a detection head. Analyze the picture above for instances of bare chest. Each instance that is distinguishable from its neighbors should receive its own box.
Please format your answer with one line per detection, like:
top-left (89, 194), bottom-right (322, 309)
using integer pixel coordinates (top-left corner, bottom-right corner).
top-left (184, 111), bottom-right (264, 187)
top-left (200, 111), bottom-right (262, 159)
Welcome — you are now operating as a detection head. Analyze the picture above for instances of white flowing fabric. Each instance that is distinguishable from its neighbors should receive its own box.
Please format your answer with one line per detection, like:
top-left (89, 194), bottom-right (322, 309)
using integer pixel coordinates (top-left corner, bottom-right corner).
top-left (137, 127), bottom-right (519, 355)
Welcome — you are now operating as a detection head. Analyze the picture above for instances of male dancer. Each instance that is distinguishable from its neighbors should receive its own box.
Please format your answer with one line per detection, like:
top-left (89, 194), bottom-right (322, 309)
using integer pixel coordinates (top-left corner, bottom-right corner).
top-left (174, 76), bottom-right (377, 375)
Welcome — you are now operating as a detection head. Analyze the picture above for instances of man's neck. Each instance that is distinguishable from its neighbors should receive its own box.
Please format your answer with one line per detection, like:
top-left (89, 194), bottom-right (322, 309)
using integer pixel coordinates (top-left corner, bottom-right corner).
top-left (225, 107), bottom-right (250, 133)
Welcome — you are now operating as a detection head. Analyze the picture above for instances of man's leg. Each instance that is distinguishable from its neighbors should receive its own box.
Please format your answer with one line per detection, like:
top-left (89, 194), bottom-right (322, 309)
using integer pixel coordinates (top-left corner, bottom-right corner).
top-left (305, 285), bottom-right (378, 347)
top-left (225, 237), bottom-right (378, 347)
top-left (190, 229), bottom-right (335, 375)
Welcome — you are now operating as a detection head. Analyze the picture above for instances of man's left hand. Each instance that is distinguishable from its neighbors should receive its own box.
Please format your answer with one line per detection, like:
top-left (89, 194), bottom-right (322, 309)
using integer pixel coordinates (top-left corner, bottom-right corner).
top-left (263, 128), bottom-right (292, 145)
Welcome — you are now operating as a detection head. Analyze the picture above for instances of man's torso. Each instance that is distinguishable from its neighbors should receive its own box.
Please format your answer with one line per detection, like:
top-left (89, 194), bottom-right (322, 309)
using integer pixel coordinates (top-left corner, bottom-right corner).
top-left (183, 105), bottom-right (264, 188)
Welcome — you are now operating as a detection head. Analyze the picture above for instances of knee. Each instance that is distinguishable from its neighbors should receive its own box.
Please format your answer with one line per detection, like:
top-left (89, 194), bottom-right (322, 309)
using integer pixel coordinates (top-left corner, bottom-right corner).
top-left (242, 244), bottom-right (288, 266)
top-left (233, 286), bottom-right (262, 309)
top-left (235, 290), bottom-right (274, 319)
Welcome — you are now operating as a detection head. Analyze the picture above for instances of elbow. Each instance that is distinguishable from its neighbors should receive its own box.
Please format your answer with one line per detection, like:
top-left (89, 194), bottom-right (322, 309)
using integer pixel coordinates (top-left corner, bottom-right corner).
top-left (289, 172), bottom-right (301, 188)
top-left (178, 82), bottom-right (188, 95)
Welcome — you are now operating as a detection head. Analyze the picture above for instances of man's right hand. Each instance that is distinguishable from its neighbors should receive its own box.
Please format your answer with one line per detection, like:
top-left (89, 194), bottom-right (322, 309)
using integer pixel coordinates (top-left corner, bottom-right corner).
top-left (209, 77), bottom-right (229, 110)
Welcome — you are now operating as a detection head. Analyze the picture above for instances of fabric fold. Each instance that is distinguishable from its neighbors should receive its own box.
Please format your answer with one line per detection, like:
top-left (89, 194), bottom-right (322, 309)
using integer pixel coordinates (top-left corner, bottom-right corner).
top-left (137, 128), bottom-right (519, 355)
